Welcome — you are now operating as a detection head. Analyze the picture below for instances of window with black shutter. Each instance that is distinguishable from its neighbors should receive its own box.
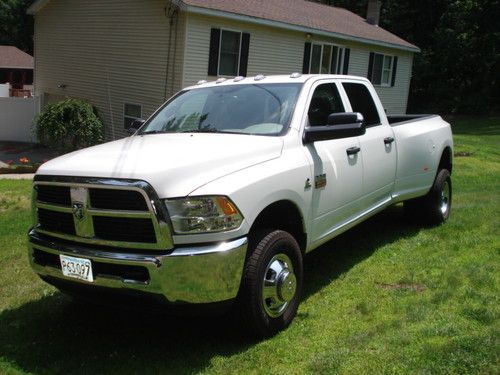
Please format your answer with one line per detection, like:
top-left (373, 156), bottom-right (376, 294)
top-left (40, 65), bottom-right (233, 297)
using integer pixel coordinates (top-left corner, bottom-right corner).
top-left (367, 53), bottom-right (397, 86)
top-left (207, 28), bottom-right (250, 77)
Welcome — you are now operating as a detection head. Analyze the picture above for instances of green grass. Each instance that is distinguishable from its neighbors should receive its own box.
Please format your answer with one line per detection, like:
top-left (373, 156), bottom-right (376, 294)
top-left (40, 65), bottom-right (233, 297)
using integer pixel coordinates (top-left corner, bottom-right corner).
top-left (0, 116), bottom-right (499, 375)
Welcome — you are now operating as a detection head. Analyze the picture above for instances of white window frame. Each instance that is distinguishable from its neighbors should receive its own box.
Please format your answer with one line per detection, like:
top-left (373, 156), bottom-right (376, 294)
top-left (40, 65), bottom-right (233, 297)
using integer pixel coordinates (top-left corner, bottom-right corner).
top-left (123, 102), bottom-right (142, 129)
top-left (372, 53), bottom-right (394, 87)
top-left (217, 28), bottom-right (243, 77)
top-left (308, 42), bottom-right (346, 75)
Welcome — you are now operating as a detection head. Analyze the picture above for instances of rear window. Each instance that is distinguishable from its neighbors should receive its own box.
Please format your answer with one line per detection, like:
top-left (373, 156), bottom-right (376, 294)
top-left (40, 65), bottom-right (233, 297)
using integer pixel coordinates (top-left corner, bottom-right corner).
top-left (342, 82), bottom-right (381, 126)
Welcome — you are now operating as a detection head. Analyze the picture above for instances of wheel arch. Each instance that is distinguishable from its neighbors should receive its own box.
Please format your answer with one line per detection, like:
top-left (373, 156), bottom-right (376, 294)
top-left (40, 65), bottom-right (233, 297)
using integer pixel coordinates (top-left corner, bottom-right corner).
top-left (249, 200), bottom-right (307, 254)
top-left (438, 146), bottom-right (453, 174)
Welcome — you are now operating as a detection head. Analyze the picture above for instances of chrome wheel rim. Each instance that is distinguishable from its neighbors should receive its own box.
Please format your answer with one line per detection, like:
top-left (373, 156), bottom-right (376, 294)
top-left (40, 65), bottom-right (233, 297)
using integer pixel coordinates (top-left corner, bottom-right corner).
top-left (440, 180), bottom-right (450, 215)
top-left (262, 253), bottom-right (297, 318)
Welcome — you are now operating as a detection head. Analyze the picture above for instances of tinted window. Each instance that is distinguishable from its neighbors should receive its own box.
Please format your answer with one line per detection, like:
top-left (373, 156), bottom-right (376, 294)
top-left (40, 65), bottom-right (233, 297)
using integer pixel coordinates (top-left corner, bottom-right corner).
top-left (342, 82), bottom-right (381, 126)
top-left (308, 83), bottom-right (345, 126)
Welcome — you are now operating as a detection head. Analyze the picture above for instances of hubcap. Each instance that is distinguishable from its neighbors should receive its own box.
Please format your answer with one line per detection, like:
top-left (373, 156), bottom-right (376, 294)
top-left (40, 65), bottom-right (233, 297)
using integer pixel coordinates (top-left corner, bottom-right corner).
top-left (440, 180), bottom-right (450, 215)
top-left (262, 253), bottom-right (296, 318)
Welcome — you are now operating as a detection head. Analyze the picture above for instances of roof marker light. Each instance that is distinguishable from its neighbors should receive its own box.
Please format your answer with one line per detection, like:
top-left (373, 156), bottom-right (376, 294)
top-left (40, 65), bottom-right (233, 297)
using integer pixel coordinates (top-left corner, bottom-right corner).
top-left (290, 72), bottom-right (302, 78)
top-left (216, 77), bottom-right (227, 84)
top-left (254, 74), bottom-right (265, 81)
top-left (197, 80), bottom-right (208, 85)
top-left (233, 76), bottom-right (245, 82)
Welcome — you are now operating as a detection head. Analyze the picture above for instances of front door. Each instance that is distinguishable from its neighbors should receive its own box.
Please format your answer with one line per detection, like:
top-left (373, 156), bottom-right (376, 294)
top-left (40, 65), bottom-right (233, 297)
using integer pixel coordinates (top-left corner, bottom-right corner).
top-left (304, 82), bottom-right (364, 243)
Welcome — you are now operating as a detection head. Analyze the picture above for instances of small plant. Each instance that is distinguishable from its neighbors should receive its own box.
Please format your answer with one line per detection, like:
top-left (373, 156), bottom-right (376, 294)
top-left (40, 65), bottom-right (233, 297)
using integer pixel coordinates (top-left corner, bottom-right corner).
top-left (35, 98), bottom-right (104, 152)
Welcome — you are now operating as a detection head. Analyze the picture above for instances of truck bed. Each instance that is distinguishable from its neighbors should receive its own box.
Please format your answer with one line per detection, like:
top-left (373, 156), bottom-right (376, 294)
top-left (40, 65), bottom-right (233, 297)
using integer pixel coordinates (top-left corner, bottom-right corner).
top-left (388, 114), bottom-right (438, 126)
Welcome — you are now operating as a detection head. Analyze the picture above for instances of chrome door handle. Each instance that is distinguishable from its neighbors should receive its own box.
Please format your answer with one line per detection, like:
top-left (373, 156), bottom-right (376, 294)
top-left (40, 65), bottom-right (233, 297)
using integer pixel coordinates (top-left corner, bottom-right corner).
top-left (346, 146), bottom-right (361, 155)
top-left (384, 137), bottom-right (395, 145)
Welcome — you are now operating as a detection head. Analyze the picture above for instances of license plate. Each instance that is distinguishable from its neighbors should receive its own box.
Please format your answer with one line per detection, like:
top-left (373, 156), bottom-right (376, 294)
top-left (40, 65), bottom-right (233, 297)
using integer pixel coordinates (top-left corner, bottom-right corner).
top-left (59, 254), bottom-right (94, 282)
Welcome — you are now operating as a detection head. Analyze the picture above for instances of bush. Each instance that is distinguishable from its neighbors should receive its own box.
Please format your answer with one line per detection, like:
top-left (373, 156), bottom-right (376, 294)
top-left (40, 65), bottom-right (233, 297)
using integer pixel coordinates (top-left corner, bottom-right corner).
top-left (35, 98), bottom-right (104, 152)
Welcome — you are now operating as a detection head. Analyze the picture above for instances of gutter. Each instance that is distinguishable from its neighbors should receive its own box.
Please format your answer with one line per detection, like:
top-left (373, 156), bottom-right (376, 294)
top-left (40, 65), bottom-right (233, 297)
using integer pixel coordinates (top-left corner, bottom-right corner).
top-left (179, 3), bottom-right (420, 53)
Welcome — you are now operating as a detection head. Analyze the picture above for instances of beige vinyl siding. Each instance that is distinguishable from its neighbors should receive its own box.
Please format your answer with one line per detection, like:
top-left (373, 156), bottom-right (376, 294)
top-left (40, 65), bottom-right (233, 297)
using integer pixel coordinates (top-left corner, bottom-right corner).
top-left (183, 13), bottom-right (413, 114)
top-left (183, 13), bottom-right (304, 86)
top-left (348, 44), bottom-right (414, 114)
top-left (34, 0), bottom-right (185, 140)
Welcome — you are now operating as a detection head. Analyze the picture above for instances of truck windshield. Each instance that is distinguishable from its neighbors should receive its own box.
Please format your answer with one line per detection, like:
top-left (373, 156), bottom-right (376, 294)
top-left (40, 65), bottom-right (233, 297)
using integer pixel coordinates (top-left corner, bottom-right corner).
top-left (139, 83), bottom-right (303, 136)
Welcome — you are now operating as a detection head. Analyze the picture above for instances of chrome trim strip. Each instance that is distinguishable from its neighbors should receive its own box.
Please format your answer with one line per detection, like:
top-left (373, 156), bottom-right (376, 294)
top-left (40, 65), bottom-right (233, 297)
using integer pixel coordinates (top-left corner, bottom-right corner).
top-left (32, 176), bottom-right (174, 250)
top-left (169, 237), bottom-right (248, 256)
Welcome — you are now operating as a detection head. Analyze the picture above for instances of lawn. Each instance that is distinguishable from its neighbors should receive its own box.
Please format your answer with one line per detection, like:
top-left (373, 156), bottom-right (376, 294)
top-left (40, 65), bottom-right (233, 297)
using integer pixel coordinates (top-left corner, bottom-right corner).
top-left (0, 117), bottom-right (498, 375)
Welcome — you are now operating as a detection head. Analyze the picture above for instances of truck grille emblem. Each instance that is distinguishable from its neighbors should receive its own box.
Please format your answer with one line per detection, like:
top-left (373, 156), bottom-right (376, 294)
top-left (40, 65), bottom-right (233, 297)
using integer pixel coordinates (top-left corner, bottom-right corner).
top-left (72, 203), bottom-right (85, 221)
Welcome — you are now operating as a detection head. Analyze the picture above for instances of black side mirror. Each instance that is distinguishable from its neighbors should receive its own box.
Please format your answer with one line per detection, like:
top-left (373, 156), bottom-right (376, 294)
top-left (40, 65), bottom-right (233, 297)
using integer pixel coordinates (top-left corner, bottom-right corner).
top-left (304, 112), bottom-right (365, 143)
top-left (127, 119), bottom-right (145, 135)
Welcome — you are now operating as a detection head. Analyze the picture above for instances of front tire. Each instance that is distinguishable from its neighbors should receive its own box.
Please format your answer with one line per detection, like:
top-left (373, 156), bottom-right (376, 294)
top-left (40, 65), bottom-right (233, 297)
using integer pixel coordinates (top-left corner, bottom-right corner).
top-left (238, 230), bottom-right (303, 338)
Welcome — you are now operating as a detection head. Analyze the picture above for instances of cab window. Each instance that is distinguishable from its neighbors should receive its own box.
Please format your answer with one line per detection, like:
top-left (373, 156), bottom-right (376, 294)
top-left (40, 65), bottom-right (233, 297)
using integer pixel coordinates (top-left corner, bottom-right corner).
top-left (308, 83), bottom-right (345, 126)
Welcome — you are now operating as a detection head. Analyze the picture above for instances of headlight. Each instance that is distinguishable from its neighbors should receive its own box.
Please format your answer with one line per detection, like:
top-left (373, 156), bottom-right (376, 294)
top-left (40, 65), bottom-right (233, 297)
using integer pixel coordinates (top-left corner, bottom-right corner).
top-left (164, 196), bottom-right (243, 234)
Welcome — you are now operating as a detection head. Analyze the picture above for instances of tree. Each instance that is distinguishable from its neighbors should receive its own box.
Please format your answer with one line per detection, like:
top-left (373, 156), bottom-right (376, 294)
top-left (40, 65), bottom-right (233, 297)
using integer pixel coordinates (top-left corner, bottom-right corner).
top-left (334, 0), bottom-right (500, 114)
top-left (0, 0), bottom-right (35, 54)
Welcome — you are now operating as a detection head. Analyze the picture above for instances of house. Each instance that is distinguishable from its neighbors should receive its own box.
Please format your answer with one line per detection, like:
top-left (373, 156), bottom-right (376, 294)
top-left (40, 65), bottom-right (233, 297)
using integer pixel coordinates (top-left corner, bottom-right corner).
top-left (28, 0), bottom-right (419, 140)
top-left (0, 46), bottom-right (34, 97)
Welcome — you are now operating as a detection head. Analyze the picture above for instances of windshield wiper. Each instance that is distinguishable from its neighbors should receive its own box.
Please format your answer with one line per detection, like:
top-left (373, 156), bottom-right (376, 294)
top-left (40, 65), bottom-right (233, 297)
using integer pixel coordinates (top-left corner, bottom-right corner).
top-left (140, 130), bottom-right (168, 135)
top-left (181, 127), bottom-right (219, 133)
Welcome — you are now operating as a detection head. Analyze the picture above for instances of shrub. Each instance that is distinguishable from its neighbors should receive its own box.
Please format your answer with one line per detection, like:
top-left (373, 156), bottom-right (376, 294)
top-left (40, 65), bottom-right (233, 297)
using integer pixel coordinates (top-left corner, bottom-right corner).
top-left (35, 98), bottom-right (104, 152)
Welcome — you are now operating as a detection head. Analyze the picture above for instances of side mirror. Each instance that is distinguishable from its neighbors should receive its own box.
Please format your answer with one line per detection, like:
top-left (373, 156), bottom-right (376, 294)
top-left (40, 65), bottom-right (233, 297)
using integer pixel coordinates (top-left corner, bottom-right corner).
top-left (127, 119), bottom-right (145, 135)
top-left (304, 112), bottom-right (365, 143)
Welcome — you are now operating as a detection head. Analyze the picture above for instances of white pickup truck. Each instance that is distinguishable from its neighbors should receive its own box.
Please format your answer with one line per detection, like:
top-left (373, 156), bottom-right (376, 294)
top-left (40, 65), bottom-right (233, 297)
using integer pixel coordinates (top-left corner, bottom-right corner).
top-left (29, 74), bottom-right (453, 337)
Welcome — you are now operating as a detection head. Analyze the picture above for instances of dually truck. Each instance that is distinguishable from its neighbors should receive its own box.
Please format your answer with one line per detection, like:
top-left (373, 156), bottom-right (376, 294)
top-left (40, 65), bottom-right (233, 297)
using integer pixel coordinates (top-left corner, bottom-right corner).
top-left (28, 74), bottom-right (453, 337)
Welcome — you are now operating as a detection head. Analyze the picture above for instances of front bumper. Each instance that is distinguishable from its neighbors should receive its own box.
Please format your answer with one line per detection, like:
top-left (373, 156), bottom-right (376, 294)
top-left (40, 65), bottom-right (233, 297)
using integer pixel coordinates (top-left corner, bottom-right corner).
top-left (28, 230), bottom-right (248, 304)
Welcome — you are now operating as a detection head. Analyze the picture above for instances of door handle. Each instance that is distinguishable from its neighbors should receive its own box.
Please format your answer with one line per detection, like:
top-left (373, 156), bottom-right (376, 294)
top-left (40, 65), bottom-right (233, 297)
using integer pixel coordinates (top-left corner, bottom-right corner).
top-left (346, 146), bottom-right (361, 155)
top-left (384, 137), bottom-right (395, 145)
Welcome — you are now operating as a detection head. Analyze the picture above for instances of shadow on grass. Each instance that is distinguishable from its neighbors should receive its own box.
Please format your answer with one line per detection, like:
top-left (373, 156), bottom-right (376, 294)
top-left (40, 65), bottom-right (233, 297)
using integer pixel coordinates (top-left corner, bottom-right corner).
top-left (0, 205), bottom-right (420, 374)
top-left (447, 116), bottom-right (500, 136)
top-left (302, 205), bottom-right (420, 299)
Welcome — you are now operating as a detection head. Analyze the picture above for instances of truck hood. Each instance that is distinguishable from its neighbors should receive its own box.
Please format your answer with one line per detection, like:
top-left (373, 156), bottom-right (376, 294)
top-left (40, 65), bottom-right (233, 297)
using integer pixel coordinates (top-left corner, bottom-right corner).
top-left (37, 133), bottom-right (283, 197)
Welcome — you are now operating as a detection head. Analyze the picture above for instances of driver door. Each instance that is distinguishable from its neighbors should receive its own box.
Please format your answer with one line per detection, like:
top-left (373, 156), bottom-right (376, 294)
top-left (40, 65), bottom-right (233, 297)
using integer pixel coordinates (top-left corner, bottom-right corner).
top-left (303, 81), bottom-right (364, 245)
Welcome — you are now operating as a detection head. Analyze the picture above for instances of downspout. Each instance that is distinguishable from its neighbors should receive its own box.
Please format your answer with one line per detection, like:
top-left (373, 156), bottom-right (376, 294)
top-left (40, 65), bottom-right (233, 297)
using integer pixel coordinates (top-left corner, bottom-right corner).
top-left (164, 3), bottom-right (179, 101)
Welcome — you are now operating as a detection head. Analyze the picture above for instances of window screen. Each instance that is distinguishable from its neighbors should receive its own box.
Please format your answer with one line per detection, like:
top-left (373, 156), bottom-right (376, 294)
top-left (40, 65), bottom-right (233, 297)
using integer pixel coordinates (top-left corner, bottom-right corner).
top-left (342, 83), bottom-right (380, 126)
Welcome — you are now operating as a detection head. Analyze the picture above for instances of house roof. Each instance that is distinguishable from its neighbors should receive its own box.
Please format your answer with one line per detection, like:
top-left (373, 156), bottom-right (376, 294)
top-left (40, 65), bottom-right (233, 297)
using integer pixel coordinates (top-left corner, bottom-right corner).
top-left (179, 0), bottom-right (419, 52)
top-left (28, 0), bottom-right (419, 52)
top-left (0, 46), bottom-right (34, 69)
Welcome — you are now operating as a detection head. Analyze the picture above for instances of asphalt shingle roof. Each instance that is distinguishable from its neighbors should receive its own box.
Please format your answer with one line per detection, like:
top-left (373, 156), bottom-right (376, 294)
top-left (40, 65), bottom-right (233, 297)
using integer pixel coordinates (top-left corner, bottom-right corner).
top-left (181, 0), bottom-right (418, 51)
top-left (0, 46), bottom-right (34, 69)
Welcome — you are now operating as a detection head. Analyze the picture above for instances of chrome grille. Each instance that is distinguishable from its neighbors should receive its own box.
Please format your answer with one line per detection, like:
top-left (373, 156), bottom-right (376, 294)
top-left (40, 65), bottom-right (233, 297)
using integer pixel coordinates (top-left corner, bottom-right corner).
top-left (32, 177), bottom-right (173, 250)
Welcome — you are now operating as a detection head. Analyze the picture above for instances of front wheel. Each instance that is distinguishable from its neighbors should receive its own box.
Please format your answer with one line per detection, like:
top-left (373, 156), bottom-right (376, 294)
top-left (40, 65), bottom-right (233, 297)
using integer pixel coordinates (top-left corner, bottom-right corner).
top-left (238, 230), bottom-right (303, 338)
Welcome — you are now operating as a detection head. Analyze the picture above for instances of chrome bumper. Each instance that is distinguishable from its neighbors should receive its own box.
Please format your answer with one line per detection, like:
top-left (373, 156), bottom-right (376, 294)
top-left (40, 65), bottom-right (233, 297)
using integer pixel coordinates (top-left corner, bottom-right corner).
top-left (28, 230), bottom-right (248, 304)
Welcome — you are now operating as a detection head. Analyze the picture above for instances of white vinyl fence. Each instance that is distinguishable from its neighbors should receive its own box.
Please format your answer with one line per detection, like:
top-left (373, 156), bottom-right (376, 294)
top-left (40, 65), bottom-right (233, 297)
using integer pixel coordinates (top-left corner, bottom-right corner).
top-left (0, 96), bottom-right (40, 142)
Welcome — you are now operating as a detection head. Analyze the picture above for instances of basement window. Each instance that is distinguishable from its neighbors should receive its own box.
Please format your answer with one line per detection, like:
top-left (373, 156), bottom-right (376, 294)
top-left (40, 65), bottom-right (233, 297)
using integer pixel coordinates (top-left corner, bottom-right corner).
top-left (124, 103), bottom-right (142, 129)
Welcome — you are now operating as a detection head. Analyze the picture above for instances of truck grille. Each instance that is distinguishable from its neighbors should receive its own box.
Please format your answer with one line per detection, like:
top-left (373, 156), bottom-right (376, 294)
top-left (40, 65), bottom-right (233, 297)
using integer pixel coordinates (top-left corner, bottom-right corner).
top-left (89, 189), bottom-right (149, 211)
top-left (33, 178), bottom-right (173, 250)
top-left (93, 217), bottom-right (156, 243)
top-left (37, 208), bottom-right (76, 235)
top-left (36, 185), bottom-right (71, 206)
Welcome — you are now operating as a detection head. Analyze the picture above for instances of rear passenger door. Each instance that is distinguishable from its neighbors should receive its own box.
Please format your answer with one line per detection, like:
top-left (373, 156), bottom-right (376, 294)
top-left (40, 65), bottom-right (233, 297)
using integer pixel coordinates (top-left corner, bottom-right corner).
top-left (341, 81), bottom-right (397, 208)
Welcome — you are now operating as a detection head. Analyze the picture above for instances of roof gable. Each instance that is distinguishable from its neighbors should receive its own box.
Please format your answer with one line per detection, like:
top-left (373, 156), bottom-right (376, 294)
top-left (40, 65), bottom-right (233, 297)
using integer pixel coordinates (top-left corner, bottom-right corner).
top-left (0, 46), bottom-right (34, 69)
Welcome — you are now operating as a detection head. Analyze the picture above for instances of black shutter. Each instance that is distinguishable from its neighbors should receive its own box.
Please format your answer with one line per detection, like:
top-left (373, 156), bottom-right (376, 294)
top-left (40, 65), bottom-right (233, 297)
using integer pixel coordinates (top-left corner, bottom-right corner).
top-left (391, 56), bottom-right (398, 86)
top-left (208, 28), bottom-right (221, 76)
top-left (302, 42), bottom-right (311, 74)
top-left (330, 47), bottom-right (339, 73)
top-left (367, 52), bottom-right (375, 81)
top-left (239, 33), bottom-right (250, 76)
top-left (342, 48), bottom-right (350, 74)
